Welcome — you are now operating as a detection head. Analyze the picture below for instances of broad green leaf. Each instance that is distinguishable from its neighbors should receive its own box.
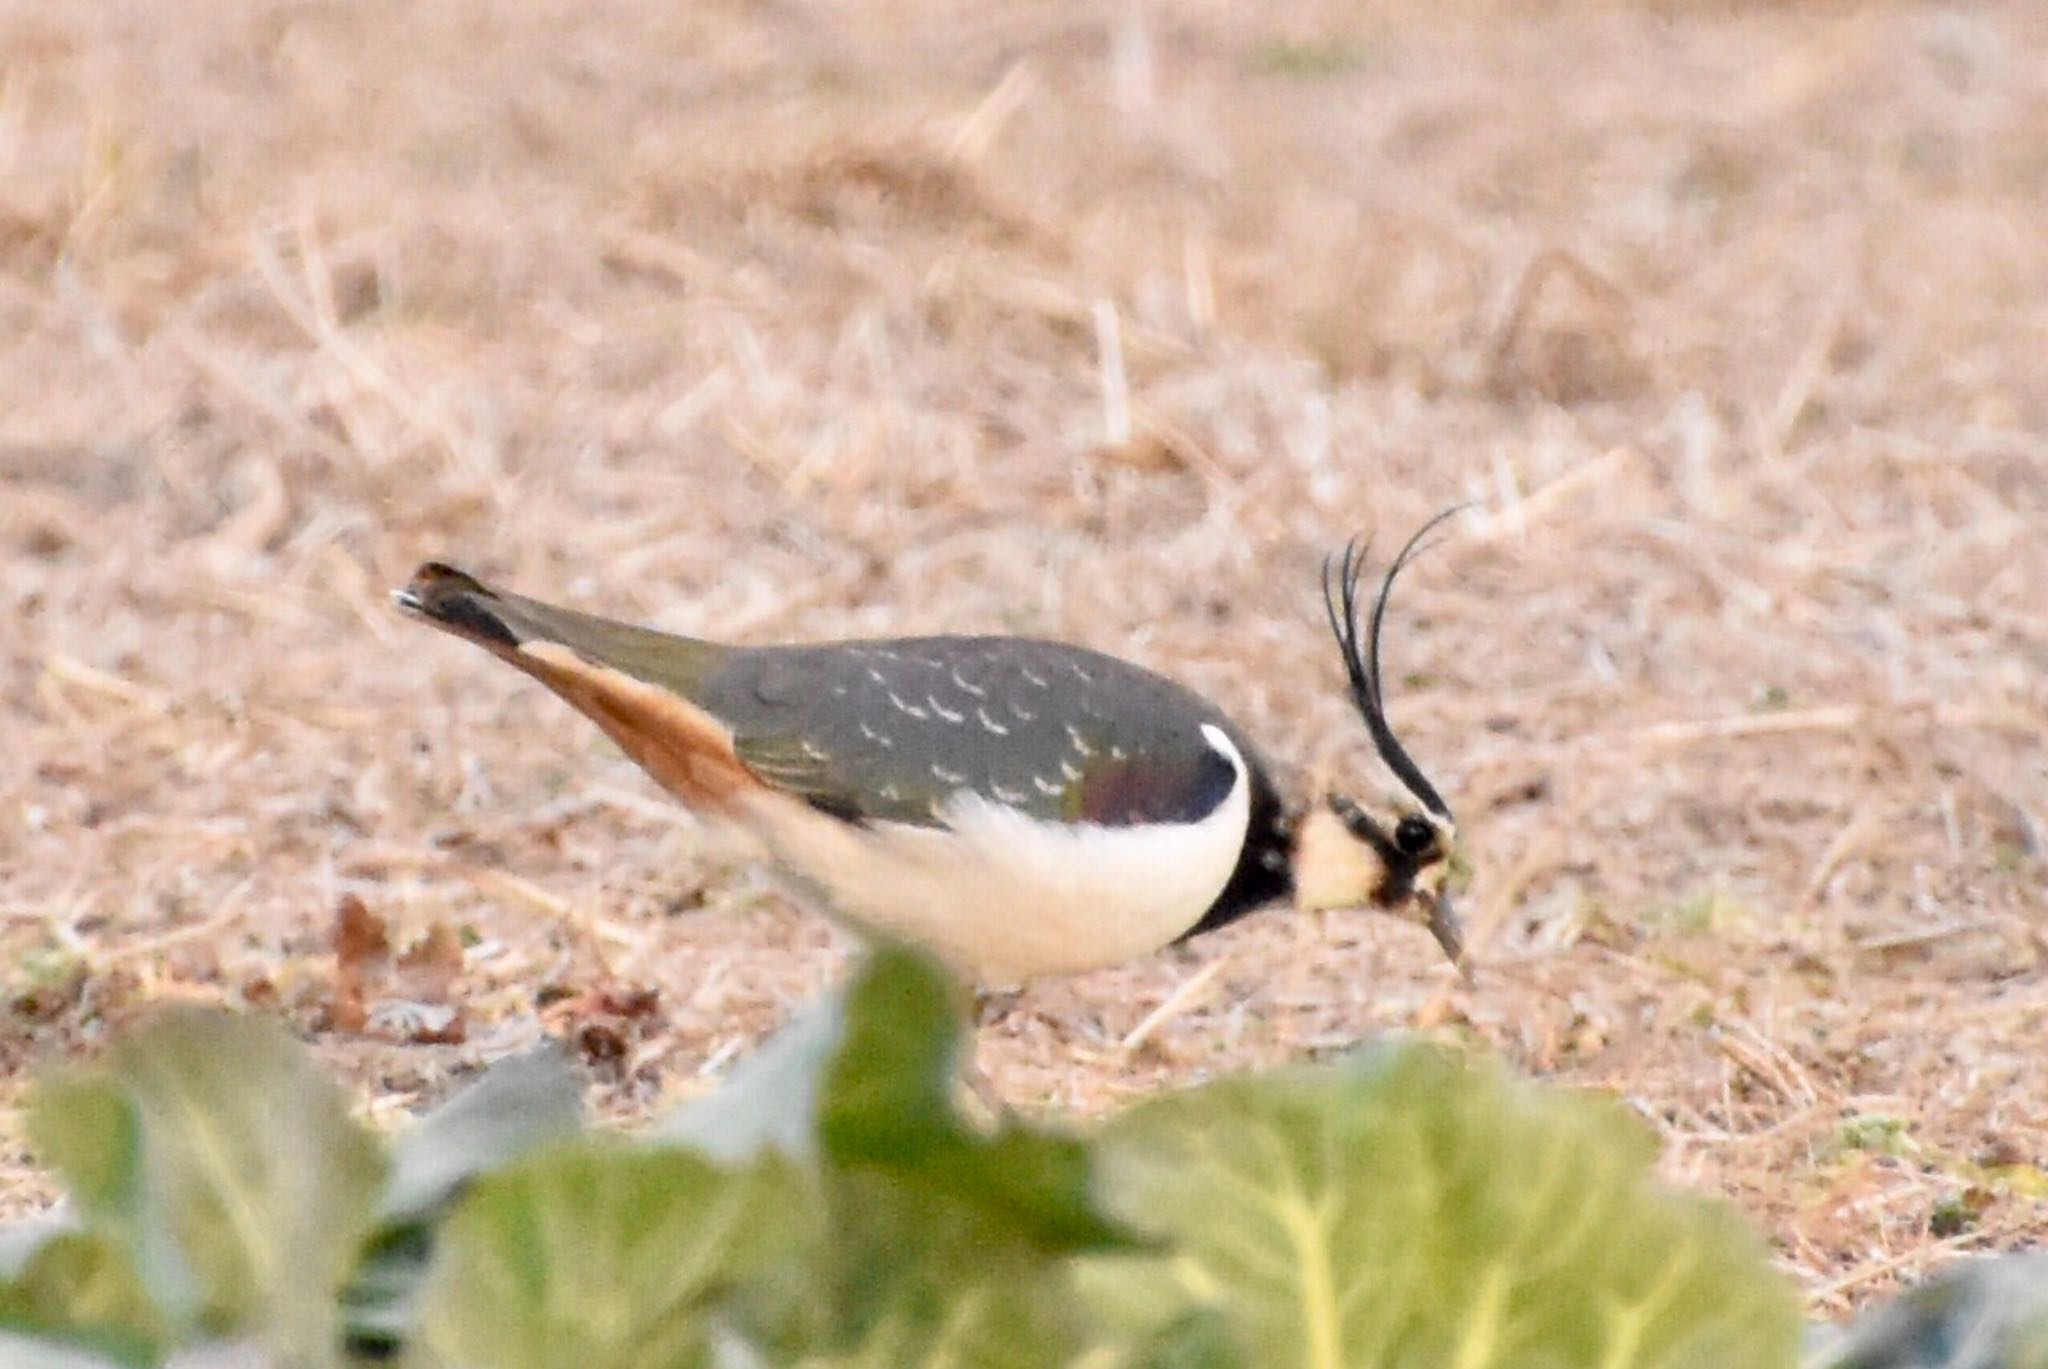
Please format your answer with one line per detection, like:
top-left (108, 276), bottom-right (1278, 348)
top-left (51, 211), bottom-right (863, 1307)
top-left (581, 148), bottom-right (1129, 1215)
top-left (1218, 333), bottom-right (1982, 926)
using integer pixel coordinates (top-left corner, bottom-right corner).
top-left (379, 1043), bottom-right (585, 1225)
top-left (820, 946), bottom-right (1133, 1256)
top-left (409, 1140), bottom-right (812, 1369)
top-left (161, 1347), bottom-right (274, 1368)
top-left (1111, 1307), bottom-right (1244, 1369)
top-left (345, 1044), bottom-right (586, 1356)
top-left (654, 985), bottom-right (847, 1164)
top-left (679, 947), bottom-right (1142, 1366)
top-left (30, 1009), bottom-right (387, 1363)
top-left (28, 1076), bottom-right (139, 1234)
top-left (0, 1221), bottom-right (70, 1281)
top-left (1072, 1255), bottom-right (1246, 1369)
top-left (0, 1232), bottom-right (162, 1366)
top-left (1096, 1044), bottom-right (1801, 1369)
top-left (1816, 1252), bottom-right (2048, 1369)
top-left (764, 946), bottom-right (1140, 1367)
top-left (799, 1167), bottom-right (1090, 1369)
top-left (0, 1330), bottom-right (130, 1368)
top-left (818, 944), bottom-right (962, 1146)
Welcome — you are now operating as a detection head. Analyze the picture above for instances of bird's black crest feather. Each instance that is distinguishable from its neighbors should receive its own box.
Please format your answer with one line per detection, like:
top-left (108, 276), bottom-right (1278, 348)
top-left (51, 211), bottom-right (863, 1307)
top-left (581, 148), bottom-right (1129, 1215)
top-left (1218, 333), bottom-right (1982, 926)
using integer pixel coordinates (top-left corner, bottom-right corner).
top-left (1321, 511), bottom-right (1460, 822)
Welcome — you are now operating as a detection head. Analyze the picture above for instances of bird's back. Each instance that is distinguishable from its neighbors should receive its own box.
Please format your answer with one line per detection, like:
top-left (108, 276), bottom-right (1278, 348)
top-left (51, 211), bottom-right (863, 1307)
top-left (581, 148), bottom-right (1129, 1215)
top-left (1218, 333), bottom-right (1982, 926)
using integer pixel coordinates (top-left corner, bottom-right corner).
top-left (698, 634), bottom-right (1259, 831)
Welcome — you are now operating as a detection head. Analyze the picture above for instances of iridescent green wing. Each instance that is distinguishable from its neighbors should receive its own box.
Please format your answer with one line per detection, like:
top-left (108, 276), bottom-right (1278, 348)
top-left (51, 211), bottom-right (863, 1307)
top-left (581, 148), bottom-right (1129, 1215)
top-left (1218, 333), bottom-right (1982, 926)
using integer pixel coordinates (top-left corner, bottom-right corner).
top-left (702, 638), bottom-right (1247, 830)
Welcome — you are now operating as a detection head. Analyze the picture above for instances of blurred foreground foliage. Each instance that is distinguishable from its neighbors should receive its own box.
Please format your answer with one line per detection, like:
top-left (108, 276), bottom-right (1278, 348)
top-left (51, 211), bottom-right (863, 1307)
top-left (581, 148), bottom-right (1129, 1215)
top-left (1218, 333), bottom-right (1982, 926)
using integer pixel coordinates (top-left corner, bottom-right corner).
top-left (0, 946), bottom-right (2029, 1368)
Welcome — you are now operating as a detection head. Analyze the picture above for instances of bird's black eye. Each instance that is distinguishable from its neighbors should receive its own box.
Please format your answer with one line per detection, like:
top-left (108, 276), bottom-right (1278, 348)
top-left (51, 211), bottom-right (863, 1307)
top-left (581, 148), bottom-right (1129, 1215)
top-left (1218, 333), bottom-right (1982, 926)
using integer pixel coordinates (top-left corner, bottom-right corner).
top-left (1394, 814), bottom-right (1436, 858)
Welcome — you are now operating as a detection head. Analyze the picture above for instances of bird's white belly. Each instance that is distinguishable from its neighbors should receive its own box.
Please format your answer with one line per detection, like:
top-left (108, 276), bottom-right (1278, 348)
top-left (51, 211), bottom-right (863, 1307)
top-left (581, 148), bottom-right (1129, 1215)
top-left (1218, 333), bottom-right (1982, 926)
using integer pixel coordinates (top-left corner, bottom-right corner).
top-left (738, 726), bottom-right (1254, 983)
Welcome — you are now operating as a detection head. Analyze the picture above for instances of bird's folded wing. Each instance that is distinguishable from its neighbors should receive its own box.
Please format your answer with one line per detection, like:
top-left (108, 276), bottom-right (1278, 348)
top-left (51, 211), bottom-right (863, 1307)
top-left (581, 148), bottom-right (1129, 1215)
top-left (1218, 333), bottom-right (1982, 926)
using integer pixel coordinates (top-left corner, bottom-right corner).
top-left (710, 638), bottom-right (1246, 831)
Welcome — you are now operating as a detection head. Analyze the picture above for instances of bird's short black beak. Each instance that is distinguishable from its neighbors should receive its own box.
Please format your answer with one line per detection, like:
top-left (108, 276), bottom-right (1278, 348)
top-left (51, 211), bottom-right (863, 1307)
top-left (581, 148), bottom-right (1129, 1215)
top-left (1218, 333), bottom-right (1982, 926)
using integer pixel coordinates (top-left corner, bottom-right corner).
top-left (1425, 887), bottom-right (1471, 982)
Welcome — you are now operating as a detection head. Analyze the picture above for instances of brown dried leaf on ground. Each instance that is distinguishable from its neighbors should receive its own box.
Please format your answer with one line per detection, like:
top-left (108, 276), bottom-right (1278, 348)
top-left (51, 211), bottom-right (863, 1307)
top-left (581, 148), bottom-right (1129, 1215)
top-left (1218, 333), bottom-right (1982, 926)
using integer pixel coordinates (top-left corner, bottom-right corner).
top-left (327, 895), bottom-right (469, 1043)
top-left (540, 983), bottom-right (666, 1080)
top-left (328, 894), bottom-right (391, 1035)
top-left (394, 922), bottom-right (466, 1007)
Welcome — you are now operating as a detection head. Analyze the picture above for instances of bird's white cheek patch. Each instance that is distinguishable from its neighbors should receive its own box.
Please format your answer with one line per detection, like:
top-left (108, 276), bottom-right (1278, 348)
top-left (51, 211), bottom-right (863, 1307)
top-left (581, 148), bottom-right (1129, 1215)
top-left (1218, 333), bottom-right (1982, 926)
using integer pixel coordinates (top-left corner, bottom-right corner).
top-left (741, 724), bottom-right (1254, 983)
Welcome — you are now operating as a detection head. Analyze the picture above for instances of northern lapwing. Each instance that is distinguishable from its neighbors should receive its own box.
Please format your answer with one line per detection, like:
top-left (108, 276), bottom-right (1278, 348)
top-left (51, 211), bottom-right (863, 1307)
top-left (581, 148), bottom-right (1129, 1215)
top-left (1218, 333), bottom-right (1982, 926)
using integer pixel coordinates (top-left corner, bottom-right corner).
top-left (393, 519), bottom-right (1464, 985)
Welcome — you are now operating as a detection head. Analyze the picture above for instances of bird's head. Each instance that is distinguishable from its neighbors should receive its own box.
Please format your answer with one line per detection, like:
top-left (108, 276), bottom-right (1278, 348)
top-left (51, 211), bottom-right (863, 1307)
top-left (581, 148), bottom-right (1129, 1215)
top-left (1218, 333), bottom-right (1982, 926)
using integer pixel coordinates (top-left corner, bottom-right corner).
top-left (1291, 515), bottom-right (1465, 974)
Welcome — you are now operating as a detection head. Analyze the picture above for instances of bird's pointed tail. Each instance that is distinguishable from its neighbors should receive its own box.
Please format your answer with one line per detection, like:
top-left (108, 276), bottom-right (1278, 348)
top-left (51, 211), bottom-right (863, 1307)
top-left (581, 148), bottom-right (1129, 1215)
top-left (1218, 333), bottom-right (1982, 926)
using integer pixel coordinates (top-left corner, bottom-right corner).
top-left (393, 561), bottom-right (749, 808)
top-left (394, 562), bottom-right (724, 698)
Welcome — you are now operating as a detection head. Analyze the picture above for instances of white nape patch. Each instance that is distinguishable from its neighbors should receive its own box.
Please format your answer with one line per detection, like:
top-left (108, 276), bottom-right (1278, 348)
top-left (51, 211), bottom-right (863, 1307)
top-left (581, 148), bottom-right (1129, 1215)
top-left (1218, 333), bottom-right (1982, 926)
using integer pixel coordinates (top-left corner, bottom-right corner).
top-left (738, 723), bottom-right (1253, 983)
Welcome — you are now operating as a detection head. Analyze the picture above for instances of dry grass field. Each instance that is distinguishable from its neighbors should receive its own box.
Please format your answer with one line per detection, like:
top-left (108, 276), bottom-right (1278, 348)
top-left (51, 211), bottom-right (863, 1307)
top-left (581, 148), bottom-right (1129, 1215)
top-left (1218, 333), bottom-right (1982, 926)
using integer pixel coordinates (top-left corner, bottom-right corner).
top-left (3, 0), bottom-right (2045, 1317)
